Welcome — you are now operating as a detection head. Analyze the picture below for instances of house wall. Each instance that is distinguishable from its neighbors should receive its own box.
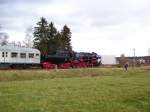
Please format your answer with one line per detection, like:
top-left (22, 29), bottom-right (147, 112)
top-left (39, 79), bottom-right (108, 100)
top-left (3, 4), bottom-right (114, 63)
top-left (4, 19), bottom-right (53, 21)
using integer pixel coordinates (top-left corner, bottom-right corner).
top-left (101, 55), bottom-right (117, 65)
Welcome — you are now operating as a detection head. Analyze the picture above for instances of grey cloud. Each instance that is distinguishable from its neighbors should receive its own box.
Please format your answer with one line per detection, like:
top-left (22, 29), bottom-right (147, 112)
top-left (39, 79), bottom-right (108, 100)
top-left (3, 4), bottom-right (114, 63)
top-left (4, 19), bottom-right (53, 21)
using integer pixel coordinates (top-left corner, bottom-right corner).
top-left (1, 0), bottom-right (150, 56)
top-left (0, 0), bottom-right (53, 4)
top-left (67, 0), bottom-right (150, 29)
top-left (0, 4), bottom-right (80, 32)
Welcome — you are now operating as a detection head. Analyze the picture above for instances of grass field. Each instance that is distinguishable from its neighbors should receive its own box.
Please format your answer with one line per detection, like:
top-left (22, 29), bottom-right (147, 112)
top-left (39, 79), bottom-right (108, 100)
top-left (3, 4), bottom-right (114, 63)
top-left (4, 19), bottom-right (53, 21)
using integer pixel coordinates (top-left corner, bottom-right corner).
top-left (0, 68), bottom-right (150, 112)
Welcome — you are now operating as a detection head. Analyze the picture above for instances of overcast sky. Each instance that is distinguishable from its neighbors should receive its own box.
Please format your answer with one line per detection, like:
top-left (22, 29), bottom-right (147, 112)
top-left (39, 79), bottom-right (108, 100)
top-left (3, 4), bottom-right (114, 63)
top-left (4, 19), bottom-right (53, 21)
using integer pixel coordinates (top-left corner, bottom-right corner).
top-left (1, 0), bottom-right (150, 56)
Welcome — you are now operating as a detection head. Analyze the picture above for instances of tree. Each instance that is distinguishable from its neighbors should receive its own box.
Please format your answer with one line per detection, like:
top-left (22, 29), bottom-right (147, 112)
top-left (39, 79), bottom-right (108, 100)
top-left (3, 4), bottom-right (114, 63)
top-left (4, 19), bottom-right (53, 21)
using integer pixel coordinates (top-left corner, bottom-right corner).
top-left (33, 17), bottom-right (49, 58)
top-left (60, 25), bottom-right (72, 51)
top-left (47, 22), bottom-right (58, 53)
top-left (0, 25), bottom-right (9, 46)
top-left (54, 32), bottom-right (62, 51)
top-left (33, 18), bottom-right (73, 58)
top-left (23, 26), bottom-right (33, 47)
top-left (0, 33), bottom-right (9, 46)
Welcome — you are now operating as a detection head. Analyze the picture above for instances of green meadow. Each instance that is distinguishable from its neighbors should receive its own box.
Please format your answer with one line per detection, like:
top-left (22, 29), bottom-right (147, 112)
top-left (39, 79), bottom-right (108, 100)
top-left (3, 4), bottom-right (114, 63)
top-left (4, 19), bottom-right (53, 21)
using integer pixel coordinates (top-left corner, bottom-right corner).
top-left (0, 68), bottom-right (150, 112)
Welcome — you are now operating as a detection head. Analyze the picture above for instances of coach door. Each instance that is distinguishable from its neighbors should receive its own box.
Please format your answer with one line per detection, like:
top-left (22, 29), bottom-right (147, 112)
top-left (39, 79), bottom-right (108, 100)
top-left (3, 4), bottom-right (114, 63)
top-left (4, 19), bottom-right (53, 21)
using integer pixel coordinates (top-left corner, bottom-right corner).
top-left (1, 52), bottom-right (8, 63)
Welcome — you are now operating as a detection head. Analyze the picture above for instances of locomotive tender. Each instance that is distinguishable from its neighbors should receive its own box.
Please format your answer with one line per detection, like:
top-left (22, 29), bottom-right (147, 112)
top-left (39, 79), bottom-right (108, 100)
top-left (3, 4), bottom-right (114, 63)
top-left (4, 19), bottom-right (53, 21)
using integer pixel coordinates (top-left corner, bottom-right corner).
top-left (0, 45), bottom-right (40, 68)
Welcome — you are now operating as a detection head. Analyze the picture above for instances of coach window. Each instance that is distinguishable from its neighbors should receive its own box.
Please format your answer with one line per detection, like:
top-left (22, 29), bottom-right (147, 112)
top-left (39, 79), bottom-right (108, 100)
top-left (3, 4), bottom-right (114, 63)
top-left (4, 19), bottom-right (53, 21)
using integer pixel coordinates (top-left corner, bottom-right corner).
top-left (20, 53), bottom-right (26, 58)
top-left (11, 52), bottom-right (18, 58)
top-left (6, 52), bottom-right (8, 57)
top-left (36, 53), bottom-right (39, 57)
top-left (29, 53), bottom-right (34, 58)
top-left (2, 52), bottom-right (4, 57)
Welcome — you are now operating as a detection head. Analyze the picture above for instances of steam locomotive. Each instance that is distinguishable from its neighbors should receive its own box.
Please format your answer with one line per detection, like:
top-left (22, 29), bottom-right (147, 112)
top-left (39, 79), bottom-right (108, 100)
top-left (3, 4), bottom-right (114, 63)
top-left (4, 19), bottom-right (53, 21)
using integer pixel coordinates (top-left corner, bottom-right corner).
top-left (42, 50), bottom-right (101, 69)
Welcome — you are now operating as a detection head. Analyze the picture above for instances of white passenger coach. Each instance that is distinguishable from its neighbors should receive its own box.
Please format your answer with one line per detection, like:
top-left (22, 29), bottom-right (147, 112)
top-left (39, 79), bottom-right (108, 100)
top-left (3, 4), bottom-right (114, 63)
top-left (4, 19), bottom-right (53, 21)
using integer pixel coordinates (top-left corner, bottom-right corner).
top-left (0, 45), bottom-right (40, 68)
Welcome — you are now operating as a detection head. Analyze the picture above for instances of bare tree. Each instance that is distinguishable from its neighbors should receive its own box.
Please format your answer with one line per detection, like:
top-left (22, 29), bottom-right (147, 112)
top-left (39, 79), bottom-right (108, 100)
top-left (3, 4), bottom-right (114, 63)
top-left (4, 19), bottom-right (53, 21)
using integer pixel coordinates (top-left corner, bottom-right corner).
top-left (0, 25), bottom-right (9, 46)
top-left (10, 41), bottom-right (16, 46)
top-left (17, 41), bottom-right (22, 46)
top-left (23, 26), bottom-right (33, 47)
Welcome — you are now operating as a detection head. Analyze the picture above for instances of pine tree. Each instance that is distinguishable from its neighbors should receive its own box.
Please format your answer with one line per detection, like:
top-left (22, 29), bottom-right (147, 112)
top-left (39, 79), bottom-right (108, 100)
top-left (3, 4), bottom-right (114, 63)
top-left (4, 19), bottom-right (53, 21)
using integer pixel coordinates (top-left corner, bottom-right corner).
top-left (54, 32), bottom-right (62, 51)
top-left (60, 25), bottom-right (72, 51)
top-left (47, 22), bottom-right (58, 53)
top-left (33, 17), bottom-right (49, 58)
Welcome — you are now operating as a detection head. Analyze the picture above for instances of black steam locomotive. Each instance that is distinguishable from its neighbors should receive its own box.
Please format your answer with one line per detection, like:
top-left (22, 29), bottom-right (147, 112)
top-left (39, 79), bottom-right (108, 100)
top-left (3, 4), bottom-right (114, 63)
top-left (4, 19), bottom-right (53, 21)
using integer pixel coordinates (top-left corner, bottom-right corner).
top-left (42, 50), bottom-right (101, 69)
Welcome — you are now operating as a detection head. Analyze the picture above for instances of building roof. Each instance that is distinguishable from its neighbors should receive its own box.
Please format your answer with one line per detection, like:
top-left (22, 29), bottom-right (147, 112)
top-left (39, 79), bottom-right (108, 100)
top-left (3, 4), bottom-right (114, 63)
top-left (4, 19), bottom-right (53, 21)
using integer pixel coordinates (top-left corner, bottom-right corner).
top-left (0, 45), bottom-right (40, 53)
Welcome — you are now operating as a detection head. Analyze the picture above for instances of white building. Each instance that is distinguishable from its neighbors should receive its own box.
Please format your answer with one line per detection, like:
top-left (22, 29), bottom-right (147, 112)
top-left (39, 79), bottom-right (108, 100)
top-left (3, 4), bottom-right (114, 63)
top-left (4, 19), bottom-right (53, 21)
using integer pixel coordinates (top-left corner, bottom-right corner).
top-left (101, 55), bottom-right (117, 65)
